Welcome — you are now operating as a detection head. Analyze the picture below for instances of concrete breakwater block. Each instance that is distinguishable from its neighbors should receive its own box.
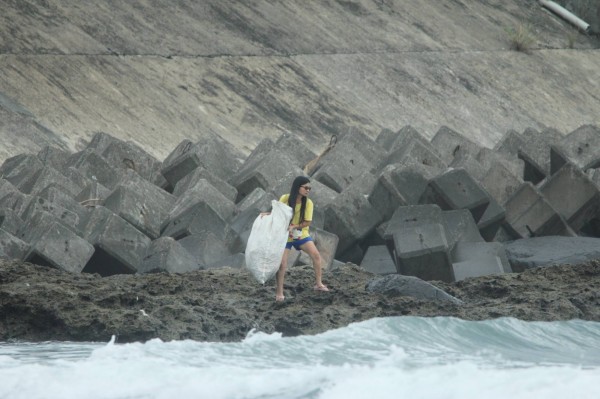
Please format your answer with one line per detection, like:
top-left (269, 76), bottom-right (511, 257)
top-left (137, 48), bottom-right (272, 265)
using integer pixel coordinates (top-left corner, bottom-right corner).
top-left (275, 131), bottom-right (316, 169)
top-left (494, 127), bottom-right (562, 184)
top-left (19, 166), bottom-right (82, 197)
top-left (104, 185), bottom-right (164, 239)
top-left (0, 228), bottom-right (30, 261)
top-left (81, 132), bottom-right (168, 187)
top-left (377, 125), bottom-right (431, 154)
top-left (451, 241), bottom-right (511, 281)
top-left (381, 204), bottom-right (509, 282)
top-left (420, 168), bottom-right (490, 223)
top-left (431, 125), bottom-right (482, 166)
top-left (476, 197), bottom-right (506, 242)
top-left (441, 209), bottom-right (484, 250)
top-left (311, 129), bottom-right (384, 192)
top-left (63, 166), bottom-right (107, 202)
top-left (449, 151), bottom-right (487, 182)
top-left (539, 162), bottom-right (600, 233)
top-left (138, 237), bottom-right (199, 274)
top-left (25, 221), bottom-right (95, 273)
top-left (369, 163), bottom-right (433, 221)
top-left (392, 222), bottom-right (454, 282)
top-left (360, 245), bottom-right (396, 275)
top-left (323, 174), bottom-right (382, 256)
top-left (95, 134), bottom-right (164, 185)
top-left (19, 205), bottom-right (79, 241)
top-left (102, 172), bottom-right (174, 239)
top-left (229, 148), bottom-right (303, 201)
top-left (160, 134), bottom-right (243, 188)
top-left (368, 165), bottom-right (405, 222)
top-left (0, 179), bottom-right (18, 201)
top-left (37, 185), bottom-right (90, 229)
top-left (494, 129), bottom-right (546, 184)
top-left (520, 127), bottom-right (563, 180)
top-left (80, 206), bottom-right (151, 276)
top-left (384, 204), bottom-right (442, 257)
top-left (160, 139), bottom-right (198, 188)
top-left (73, 186), bottom-right (106, 208)
top-left (0, 154), bottom-right (44, 191)
top-left (555, 125), bottom-right (600, 172)
top-left (451, 258), bottom-right (505, 282)
top-left (37, 145), bottom-right (72, 172)
top-left (19, 197), bottom-right (80, 241)
top-left (477, 147), bottom-right (524, 183)
top-left (311, 143), bottom-right (373, 193)
top-left (161, 201), bottom-right (229, 241)
top-left (172, 166), bottom-right (237, 202)
top-left (378, 135), bottom-right (446, 175)
top-left (1, 125), bottom-right (600, 279)
top-left (178, 231), bottom-right (233, 269)
top-left (64, 149), bottom-right (124, 190)
top-left (479, 162), bottom-right (523, 205)
top-left (0, 208), bottom-right (23, 236)
top-left (503, 182), bottom-right (572, 238)
top-left (452, 241), bottom-right (511, 272)
top-left (16, 209), bottom-right (66, 245)
top-left (166, 178), bottom-right (235, 227)
top-left (1, 192), bottom-right (28, 215)
top-left (239, 132), bottom-right (316, 171)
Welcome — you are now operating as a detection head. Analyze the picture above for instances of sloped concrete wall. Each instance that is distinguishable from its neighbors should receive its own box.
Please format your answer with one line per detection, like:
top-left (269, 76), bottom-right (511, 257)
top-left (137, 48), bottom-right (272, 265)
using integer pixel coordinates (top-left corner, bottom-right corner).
top-left (0, 0), bottom-right (598, 163)
top-left (557, 0), bottom-right (600, 32)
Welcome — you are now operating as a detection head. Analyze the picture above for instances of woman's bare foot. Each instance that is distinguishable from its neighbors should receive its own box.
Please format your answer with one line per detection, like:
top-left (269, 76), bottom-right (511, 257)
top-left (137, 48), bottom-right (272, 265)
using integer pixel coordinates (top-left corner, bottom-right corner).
top-left (313, 284), bottom-right (329, 292)
top-left (275, 294), bottom-right (285, 302)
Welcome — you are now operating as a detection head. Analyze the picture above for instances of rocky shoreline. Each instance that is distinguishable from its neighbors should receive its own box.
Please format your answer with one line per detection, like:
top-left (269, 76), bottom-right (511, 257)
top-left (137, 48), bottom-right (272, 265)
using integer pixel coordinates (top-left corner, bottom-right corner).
top-left (1, 259), bottom-right (598, 343)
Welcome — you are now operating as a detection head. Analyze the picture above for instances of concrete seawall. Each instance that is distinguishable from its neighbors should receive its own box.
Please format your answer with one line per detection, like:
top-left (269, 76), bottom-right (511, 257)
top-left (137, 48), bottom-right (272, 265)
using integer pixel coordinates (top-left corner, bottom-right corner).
top-left (0, 0), bottom-right (599, 162)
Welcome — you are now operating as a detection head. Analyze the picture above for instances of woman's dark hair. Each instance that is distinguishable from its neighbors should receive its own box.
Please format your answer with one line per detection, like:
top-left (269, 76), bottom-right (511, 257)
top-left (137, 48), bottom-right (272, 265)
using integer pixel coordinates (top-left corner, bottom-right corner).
top-left (288, 176), bottom-right (310, 222)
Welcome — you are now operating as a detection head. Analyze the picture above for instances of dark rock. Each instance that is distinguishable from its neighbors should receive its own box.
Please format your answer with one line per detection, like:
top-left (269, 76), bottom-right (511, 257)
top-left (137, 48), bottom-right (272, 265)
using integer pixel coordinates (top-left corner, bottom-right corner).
top-left (0, 259), bottom-right (598, 343)
top-left (504, 236), bottom-right (600, 272)
top-left (365, 273), bottom-right (462, 304)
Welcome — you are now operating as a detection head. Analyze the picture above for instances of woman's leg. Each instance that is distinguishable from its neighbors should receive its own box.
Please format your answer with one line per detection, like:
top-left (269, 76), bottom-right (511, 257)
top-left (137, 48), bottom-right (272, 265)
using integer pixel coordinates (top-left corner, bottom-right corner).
top-left (276, 248), bottom-right (290, 300)
top-left (300, 240), bottom-right (327, 289)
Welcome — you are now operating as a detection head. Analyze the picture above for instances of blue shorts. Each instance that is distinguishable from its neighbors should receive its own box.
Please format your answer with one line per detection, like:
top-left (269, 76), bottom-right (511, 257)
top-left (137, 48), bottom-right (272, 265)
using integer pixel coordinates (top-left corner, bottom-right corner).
top-left (285, 236), bottom-right (313, 250)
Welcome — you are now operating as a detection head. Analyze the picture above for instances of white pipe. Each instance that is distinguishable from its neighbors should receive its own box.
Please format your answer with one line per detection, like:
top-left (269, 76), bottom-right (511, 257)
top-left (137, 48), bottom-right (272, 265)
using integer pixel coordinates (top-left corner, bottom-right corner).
top-left (539, 0), bottom-right (591, 32)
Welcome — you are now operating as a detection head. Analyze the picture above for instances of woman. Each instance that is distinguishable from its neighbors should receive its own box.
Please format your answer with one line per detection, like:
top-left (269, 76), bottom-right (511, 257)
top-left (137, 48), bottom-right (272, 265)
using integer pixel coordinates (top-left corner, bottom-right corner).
top-left (269, 176), bottom-right (329, 301)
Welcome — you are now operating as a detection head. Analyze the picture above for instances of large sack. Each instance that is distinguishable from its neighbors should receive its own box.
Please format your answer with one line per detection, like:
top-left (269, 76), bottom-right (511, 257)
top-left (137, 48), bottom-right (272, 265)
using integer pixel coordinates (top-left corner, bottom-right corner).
top-left (245, 200), bottom-right (293, 283)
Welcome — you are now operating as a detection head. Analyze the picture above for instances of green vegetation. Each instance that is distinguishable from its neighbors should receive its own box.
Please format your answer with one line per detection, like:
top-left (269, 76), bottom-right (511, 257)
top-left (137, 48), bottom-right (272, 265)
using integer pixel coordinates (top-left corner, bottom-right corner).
top-left (506, 24), bottom-right (536, 53)
top-left (567, 31), bottom-right (577, 48)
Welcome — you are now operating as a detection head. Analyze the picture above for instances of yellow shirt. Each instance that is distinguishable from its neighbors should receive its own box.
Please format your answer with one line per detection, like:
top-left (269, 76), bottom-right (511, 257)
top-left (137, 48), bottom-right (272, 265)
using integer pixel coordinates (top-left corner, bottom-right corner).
top-left (279, 194), bottom-right (313, 240)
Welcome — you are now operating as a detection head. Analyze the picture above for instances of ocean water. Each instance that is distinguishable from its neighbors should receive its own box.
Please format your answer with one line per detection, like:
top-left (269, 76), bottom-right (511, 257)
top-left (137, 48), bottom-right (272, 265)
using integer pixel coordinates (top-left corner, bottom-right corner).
top-left (1, 317), bottom-right (599, 399)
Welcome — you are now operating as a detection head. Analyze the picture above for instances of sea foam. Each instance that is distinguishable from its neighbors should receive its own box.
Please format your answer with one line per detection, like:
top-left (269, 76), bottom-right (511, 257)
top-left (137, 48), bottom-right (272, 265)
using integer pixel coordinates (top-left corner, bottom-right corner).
top-left (0, 317), bottom-right (599, 399)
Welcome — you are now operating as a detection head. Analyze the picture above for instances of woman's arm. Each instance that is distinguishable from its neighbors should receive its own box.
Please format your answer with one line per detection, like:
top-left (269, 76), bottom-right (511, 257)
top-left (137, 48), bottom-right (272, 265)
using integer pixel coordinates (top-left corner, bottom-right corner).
top-left (289, 220), bottom-right (311, 229)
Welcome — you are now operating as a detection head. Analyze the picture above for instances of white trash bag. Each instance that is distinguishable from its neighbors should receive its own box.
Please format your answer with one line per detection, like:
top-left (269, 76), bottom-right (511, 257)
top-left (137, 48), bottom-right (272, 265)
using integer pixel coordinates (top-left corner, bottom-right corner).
top-left (245, 200), bottom-right (293, 284)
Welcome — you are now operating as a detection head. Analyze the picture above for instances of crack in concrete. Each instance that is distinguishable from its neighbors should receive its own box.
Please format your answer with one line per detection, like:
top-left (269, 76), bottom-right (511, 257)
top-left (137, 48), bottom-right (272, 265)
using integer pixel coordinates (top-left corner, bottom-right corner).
top-left (1, 46), bottom-right (598, 59)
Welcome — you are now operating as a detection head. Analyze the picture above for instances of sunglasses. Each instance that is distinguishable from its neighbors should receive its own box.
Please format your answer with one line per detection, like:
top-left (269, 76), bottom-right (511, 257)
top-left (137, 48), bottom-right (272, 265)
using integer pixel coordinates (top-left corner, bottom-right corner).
top-left (300, 185), bottom-right (312, 191)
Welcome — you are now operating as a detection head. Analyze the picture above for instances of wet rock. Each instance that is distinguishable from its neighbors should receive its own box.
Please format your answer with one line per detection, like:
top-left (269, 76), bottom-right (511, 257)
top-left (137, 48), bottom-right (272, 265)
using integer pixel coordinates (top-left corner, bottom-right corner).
top-left (504, 236), bottom-right (600, 271)
top-left (365, 274), bottom-right (463, 304)
top-left (0, 259), bottom-right (598, 343)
